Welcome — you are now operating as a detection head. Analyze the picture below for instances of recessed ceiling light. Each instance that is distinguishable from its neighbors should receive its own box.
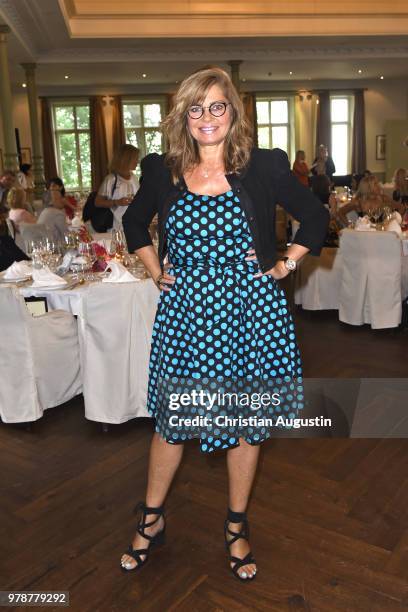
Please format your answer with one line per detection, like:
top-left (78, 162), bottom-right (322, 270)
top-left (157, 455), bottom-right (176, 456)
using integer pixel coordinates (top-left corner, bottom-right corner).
top-left (142, 73), bottom-right (147, 78)
top-left (289, 71), bottom-right (293, 75)
top-left (64, 75), bottom-right (69, 79)
top-left (22, 83), bottom-right (27, 88)
top-left (380, 75), bottom-right (384, 80)
top-left (358, 69), bottom-right (362, 74)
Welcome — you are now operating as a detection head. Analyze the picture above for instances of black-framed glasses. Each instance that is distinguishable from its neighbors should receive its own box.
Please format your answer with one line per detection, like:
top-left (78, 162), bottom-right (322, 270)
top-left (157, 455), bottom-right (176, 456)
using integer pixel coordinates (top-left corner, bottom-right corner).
top-left (187, 101), bottom-right (232, 119)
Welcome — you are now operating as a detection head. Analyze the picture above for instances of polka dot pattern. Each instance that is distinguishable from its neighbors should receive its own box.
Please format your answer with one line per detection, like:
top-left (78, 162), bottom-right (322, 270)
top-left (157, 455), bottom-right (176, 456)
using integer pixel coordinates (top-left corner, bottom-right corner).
top-left (147, 190), bottom-right (303, 453)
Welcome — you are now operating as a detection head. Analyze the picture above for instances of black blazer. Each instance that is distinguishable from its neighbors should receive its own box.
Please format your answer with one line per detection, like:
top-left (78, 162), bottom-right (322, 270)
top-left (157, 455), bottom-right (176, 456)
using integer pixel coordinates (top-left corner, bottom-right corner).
top-left (123, 147), bottom-right (330, 273)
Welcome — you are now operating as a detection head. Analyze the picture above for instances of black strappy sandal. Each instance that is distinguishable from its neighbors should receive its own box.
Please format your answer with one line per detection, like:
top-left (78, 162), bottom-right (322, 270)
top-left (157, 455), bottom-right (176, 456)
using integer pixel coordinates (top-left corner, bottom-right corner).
top-left (120, 501), bottom-right (166, 572)
top-left (224, 508), bottom-right (257, 581)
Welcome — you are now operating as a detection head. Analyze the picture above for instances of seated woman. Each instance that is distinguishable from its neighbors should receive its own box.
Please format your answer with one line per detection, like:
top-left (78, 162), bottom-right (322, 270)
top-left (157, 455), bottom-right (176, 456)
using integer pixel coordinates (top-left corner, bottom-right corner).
top-left (37, 184), bottom-right (68, 242)
top-left (0, 202), bottom-right (30, 271)
top-left (338, 175), bottom-right (403, 226)
top-left (42, 177), bottom-right (77, 219)
top-left (7, 187), bottom-right (36, 230)
top-left (392, 167), bottom-right (408, 205)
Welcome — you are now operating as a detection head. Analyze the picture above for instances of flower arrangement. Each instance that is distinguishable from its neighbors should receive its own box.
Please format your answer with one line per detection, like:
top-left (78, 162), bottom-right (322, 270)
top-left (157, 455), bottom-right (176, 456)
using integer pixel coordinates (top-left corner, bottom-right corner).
top-left (91, 242), bottom-right (109, 271)
top-left (78, 225), bottom-right (93, 243)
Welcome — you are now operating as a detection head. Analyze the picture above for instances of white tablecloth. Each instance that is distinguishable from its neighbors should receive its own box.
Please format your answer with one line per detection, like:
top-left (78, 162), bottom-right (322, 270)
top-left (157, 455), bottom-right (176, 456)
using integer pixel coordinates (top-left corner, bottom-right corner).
top-left (18, 278), bottom-right (160, 423)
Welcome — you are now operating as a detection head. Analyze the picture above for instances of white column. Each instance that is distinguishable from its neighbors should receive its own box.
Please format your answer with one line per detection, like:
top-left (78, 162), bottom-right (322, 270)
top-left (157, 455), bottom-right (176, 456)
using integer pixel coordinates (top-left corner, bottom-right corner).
top-left (0, 25), bottom-right (19, 170)
top-left (21, 63), bottom-right (45, 195)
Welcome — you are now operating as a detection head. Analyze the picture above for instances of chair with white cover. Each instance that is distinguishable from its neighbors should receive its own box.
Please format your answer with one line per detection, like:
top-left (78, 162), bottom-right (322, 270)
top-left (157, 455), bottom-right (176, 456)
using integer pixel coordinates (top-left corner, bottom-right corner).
top-left (295, 247), bottom-right (342, 310)
top-left (19, 223), bottom-right (54, 251)
top-left (0, 287), bottom-right (81, 423)
top-left (78, 280), bottom-right (159, 424)
top-left (338, 229), bottom-right (402, 329)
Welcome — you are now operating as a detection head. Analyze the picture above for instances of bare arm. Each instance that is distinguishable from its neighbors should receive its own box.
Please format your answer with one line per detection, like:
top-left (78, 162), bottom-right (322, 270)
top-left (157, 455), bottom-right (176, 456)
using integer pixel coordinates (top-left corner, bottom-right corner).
top-left (134, 244), bottom-right (175, 291)
top-left (337, 198), bottom-right (358, 226)
top-left (95, 194), bottom-right (131, 208)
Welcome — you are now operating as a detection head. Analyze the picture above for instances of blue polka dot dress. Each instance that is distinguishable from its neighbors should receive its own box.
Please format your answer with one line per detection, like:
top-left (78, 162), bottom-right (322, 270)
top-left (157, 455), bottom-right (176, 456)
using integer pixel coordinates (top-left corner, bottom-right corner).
top-left (147, 189), bottom-right (304, 453)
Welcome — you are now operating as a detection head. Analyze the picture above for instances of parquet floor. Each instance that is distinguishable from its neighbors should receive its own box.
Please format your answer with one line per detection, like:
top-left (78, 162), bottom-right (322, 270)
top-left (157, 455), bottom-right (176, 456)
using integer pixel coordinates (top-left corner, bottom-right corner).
top-left (1, 291), bottom-right (408, 611)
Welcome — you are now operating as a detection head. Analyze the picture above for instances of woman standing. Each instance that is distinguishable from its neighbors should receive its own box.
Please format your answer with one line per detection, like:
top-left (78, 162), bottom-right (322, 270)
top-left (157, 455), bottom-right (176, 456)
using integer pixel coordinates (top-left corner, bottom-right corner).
top-left (122, 67), bottom-right (329, 581)
top-left (292, 150), bottom-right (310, 187)
top-left (95, 144), bottom-right (139, 230)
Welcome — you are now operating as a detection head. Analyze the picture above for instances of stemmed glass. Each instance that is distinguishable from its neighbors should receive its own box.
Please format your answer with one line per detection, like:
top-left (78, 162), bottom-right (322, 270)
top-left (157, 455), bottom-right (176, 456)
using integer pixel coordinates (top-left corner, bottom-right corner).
top-left (110, 229), bottom-right (128, 258)
top-left (77, 242), bottom-right (95, 280)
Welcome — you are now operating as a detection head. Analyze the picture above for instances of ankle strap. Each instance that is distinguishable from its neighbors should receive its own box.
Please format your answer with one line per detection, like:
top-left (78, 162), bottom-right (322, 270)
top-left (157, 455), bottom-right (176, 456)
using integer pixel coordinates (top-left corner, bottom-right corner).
top-left (227, 508), bottom-right (247, 523)
top-left (134, 501), bottom-right (164, 515)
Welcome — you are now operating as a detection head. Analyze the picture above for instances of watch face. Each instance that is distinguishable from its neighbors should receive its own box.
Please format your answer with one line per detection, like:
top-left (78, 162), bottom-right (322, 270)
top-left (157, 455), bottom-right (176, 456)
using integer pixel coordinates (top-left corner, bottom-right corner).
top-left (285, 258), bottom-right (297, 271)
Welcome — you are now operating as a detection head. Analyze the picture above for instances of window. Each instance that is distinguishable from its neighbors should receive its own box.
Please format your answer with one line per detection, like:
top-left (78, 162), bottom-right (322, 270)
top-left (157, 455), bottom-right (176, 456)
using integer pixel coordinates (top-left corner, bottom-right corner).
top-left (52, 103), bottom-right (91, 190)
top-left (330, 96), bottom-right (353, 175)
top-left (256, 97), bottom-right (294, 159)
top-left (122, 99), bottom-right (165, 165)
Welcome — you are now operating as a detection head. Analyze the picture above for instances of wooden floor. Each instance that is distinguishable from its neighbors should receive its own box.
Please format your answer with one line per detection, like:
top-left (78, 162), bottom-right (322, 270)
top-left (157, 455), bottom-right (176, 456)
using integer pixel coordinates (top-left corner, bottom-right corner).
top-left (1, 289), bottom-right (408, 611)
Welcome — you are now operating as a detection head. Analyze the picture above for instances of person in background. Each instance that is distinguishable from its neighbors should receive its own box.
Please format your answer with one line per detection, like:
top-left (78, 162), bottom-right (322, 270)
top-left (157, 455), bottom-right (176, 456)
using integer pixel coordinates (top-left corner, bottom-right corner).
top-left (95, 144), bottom-right (140, 230)
top-left (310, 175), bottom-right (337, 208)
top-left (37, 183), bottom-right (68, 242)
top-left (44, 177), bottom-right (77, 219)
top-left (17, 163), bottom-right (35, 212)
top-left (0, 170), bottom-right (16, 208)
top-left (311, 144), bottom-right (336, 180)
top-left (392, 167), bottom-right (408, 205)
top-left (7, 187), bottom-right (36, 230)
top-left (351, 173), bottom-right (364, 193)
top-left (337, 174), bottom-right (402, 226)
top-left (0, 201), bottom-right (30, 271)
top-left (292, 150), bottom-right (310, 187)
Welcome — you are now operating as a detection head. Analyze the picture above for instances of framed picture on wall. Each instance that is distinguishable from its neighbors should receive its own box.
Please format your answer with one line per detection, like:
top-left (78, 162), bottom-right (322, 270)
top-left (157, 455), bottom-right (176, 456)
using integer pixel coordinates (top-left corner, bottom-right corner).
top-left (20, 147), bottom-right (32, 165)
top-left (376, 135), bottom-right (386, 160)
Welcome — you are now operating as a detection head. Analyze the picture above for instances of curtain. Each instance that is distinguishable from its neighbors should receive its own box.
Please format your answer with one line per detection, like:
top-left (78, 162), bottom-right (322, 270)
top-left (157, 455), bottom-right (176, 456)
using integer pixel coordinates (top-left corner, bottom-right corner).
top-left (242, 92), bottom-right (258, 147)
top-left (316, 91), bottom-right (331, 156)
top-left (111, 95), bottom-right (125, 154)
top-left (351, 90), bottom-right (366, 174)
top-left (40, 98), bottom-right (58, 182)
top-left (90, 96), bottom-right (109, 191)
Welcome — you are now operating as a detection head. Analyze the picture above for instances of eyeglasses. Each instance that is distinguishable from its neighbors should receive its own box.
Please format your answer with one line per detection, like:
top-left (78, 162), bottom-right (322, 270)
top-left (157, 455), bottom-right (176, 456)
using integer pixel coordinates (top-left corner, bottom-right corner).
top-left (187, 101), bottom-right (232, 119)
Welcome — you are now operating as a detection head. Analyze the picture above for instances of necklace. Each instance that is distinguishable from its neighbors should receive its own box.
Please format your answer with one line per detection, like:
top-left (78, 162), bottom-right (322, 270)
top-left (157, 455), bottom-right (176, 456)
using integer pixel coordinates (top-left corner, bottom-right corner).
top-left (201, 166), bottom-right (225, 179)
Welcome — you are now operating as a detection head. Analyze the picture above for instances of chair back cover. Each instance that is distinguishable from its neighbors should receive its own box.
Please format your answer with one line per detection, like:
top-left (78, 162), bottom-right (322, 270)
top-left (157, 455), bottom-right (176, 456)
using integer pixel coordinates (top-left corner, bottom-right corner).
top-left (339, 229), bottom-right (402, 328)
top-left (79, 280), bottom-right (159, 423)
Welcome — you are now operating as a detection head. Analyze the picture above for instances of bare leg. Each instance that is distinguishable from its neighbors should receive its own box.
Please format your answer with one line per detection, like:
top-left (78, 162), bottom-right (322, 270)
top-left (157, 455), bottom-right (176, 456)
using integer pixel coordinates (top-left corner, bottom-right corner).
top-left (225, 438), bottom-right (260, 579)
top-left (121, 432), bottom-right (184, 568)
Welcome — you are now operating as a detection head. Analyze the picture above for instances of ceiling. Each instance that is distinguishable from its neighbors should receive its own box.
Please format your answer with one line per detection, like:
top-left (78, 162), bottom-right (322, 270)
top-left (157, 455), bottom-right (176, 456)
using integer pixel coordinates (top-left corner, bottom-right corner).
top-left (0, 0), bottom-right (407, 94)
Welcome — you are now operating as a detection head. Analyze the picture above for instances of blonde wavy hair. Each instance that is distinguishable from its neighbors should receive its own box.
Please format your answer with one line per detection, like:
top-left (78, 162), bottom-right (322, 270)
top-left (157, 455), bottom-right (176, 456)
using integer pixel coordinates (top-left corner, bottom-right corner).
top-left (356, 175), bottom-right (382, 201)
top-left (110, 144), bottom-right (140, 177)
top-left (393, 167), bottom-right (408, 195)
top-left (162, 66), bottom-right (253, 183)
top-left (7, 187), bottom-right (26, 209)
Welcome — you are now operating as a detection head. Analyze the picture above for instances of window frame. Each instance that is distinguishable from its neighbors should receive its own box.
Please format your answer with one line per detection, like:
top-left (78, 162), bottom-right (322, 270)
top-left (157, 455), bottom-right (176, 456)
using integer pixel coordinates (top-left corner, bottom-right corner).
top-left (330, 94), bottom-right (354, 176)
top-left (122, 96), bottom-right (166, 163)
top-left (51, 100), bottom-right (91, 191)
top-left (255, 95), bottom-right (295, 161)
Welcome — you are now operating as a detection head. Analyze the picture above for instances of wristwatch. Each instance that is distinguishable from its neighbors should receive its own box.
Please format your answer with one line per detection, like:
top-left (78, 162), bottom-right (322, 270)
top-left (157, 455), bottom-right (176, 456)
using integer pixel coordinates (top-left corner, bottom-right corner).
top-left (281, 256), bottom-right (297, 272)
